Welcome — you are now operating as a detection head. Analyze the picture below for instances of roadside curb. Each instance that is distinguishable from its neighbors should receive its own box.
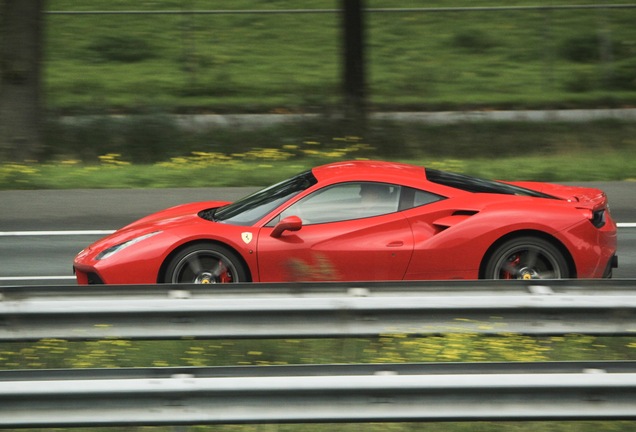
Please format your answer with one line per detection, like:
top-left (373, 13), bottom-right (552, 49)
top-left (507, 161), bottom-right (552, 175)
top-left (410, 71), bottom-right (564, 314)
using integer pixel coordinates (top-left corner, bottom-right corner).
top-left (59, 108), bottom-right (636, 131)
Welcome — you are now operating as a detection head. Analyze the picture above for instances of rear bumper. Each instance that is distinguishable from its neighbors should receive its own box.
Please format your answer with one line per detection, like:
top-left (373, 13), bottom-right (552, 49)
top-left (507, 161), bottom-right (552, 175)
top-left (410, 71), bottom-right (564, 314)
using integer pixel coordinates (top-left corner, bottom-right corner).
top-left (603, 255), bottom-right (619, 278)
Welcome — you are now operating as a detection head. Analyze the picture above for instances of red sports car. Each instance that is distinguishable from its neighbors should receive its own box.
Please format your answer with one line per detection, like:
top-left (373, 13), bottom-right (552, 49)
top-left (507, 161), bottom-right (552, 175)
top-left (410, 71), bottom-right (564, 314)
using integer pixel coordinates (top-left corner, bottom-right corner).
top-left (74, 160), bottom-right (617, 284)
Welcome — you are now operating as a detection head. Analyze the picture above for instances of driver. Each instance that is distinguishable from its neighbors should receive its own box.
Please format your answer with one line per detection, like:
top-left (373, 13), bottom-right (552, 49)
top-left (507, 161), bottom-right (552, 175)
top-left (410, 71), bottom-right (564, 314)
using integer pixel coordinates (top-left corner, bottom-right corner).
top-left (359, 183), bottom-right (392, 206)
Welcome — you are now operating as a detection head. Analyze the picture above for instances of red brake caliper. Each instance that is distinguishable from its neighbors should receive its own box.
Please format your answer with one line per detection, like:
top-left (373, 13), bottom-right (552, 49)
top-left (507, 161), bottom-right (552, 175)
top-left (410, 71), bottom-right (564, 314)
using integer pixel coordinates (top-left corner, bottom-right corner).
top-left (218, 262), bottom-right (232, 283)
top-left (503, 255), bottom-right (521, 279)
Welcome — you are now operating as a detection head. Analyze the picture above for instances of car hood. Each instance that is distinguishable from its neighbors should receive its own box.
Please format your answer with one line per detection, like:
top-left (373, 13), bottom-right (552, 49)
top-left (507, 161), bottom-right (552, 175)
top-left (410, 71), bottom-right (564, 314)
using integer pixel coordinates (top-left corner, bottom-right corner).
top-left (76, 201), bottom-right (228, 260)
top-left (121, 201), bottom-right (230, 231)
top-left (84, 201), bottom-right (231, 252)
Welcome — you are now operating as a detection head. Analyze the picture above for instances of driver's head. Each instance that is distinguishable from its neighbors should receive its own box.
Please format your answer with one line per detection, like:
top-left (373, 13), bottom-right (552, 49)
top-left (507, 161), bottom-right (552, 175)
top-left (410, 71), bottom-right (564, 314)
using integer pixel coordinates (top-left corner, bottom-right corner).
top-left (359, 183), bottom-right (391, 204)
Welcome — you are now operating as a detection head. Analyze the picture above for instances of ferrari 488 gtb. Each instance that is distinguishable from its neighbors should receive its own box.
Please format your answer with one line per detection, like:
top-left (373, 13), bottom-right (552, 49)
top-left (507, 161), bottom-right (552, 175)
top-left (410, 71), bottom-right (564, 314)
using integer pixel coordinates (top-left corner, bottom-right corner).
top-left (74, 160), bottom-right (617, 284)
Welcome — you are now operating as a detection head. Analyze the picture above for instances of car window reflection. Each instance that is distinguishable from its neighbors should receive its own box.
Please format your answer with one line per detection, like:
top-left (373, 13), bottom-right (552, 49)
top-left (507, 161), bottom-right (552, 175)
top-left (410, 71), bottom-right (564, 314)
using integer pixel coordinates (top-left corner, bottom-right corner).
top-left (279, 182), bottom-right (400, 225)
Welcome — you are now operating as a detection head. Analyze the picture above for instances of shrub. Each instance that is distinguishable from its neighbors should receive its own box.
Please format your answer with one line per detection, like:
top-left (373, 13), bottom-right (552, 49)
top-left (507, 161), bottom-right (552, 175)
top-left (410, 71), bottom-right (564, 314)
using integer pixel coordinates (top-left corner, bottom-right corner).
top-left (563, 70), bottom-right (596, 93)
top-left (85, 34), bottom-right (156, 63)
top-left (603, 58), bottom-right (636, 90)
top-left (561, 34), bottom-right (601, 63)
top-left (451, 28), bottom-right (497, 53)
top-left (560, 33), bottom-right (634, 64)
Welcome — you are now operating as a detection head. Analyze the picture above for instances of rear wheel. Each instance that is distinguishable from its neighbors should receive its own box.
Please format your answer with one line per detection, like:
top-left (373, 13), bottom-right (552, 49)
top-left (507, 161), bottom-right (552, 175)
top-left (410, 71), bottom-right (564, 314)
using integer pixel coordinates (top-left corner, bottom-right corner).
top-left (484, 236), bottom-right (570, 280)
top-left (164, 243), bottom-right (248, 284)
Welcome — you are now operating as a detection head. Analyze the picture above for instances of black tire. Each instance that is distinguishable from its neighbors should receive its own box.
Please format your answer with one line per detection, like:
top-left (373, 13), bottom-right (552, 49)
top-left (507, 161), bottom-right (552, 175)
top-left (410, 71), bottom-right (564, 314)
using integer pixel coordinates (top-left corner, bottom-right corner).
top-left (163, 243), bottom-right (249, 284)
top-left (484, 236), bottom-right (570, 280)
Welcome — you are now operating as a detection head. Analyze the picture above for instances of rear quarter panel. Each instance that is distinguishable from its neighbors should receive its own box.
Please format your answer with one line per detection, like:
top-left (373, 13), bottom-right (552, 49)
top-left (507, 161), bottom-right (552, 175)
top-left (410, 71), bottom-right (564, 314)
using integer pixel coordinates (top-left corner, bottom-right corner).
top-left (402, 197), bottom-right (588, 280)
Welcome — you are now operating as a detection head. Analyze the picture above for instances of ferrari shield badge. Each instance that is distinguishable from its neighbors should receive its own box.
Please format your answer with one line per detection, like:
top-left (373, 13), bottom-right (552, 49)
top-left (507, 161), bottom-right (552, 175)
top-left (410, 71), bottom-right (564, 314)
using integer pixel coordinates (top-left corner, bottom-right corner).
top-left (241, 232), bottom-right (253, 244)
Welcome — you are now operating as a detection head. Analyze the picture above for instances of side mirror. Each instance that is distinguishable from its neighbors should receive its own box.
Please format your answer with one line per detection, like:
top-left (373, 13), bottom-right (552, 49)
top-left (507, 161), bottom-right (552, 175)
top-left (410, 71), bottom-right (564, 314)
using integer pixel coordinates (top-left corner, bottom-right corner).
top-left (271, 215), bottom-right (302, 238)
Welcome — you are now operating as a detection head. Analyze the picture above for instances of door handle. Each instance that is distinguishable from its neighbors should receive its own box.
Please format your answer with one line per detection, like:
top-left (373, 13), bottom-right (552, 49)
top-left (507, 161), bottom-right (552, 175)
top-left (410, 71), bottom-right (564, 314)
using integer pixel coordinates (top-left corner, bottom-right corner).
top-left (386, 241), bottom-right (404, 247)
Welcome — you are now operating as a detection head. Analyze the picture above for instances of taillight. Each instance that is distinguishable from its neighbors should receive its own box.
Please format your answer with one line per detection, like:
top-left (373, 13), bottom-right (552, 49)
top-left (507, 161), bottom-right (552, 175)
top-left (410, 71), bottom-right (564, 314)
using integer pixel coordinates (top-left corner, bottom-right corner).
top-left (591, 209), bottom-right (606, 228)
top-left (578, 208), bottom-right (606, 228)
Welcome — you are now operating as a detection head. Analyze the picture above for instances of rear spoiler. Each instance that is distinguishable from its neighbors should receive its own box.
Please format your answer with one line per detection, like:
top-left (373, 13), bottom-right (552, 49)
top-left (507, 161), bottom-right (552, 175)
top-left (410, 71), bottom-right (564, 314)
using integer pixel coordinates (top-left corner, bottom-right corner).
top-left (509, 181), bottom-right (609, 210)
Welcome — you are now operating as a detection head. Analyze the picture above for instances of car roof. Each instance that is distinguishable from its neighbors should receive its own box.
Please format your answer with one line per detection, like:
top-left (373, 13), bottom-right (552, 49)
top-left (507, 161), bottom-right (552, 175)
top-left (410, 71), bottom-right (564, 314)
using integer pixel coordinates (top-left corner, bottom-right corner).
top-left (311, 160), bottom-right (426, 186)
top-left (310, 160), bottom-right (558, 200)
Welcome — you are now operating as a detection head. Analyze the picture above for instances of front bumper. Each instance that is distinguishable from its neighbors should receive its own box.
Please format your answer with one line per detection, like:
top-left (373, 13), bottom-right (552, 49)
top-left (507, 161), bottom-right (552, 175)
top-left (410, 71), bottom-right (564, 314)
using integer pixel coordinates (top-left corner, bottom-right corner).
top-left (74, 267), bottom-right (105, 285)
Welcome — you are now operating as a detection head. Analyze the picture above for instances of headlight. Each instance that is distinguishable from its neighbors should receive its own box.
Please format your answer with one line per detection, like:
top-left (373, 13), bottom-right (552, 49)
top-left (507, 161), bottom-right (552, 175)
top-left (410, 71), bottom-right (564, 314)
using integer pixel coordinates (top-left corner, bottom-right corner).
top-left (95, 231), bottom-right (161, 260)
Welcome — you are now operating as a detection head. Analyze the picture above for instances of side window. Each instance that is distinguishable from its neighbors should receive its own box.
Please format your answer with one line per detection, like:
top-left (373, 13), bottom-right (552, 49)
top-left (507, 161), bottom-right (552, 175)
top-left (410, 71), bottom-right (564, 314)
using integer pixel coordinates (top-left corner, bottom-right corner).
top-left (398, 187), bottom-right (445, 211)
top-left (278, 182), bottom-right (400, 225)
top-left (414, 189), bottom-right (444, 206)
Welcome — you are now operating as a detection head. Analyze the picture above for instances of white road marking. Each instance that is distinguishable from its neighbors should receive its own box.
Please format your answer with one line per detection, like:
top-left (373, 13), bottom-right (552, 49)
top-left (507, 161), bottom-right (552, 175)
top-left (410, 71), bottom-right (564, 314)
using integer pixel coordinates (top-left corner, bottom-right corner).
top-left (0, 276), bottom-right (75, 281)
top-left (0, 230), bottom-right (115, 236)
top-left (2, 224), bottom-right (634, 282)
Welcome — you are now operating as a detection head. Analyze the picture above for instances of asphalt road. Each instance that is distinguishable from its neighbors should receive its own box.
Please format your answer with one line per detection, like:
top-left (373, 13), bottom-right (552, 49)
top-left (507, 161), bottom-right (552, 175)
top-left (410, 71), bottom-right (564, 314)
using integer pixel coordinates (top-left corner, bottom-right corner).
top-left (1, 183), bottom-right (634, 286)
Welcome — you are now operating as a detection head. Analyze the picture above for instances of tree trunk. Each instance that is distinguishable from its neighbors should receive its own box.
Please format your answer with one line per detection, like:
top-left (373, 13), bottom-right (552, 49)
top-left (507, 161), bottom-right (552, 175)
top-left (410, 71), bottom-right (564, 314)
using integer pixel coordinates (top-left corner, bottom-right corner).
top-left (0, 0), bottom-right (44, 161)
top-left (341, 0), bottom-right (367, 122)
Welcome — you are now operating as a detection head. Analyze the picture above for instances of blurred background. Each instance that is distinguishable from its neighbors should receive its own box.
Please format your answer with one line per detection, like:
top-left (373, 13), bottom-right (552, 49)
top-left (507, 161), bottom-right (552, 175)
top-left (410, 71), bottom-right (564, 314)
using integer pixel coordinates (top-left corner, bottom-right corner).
top-left (1, 0), bottom-right (635, 185)
top-left (42, 1), bottom-right (636, 112)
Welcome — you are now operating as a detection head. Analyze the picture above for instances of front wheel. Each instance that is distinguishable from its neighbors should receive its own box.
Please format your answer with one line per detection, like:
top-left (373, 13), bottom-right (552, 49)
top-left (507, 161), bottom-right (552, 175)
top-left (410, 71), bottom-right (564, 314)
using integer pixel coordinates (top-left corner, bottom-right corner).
top-left (484, 236), bottom-right (570, 280)
top-left (163, 243), bottom-right (249, 284)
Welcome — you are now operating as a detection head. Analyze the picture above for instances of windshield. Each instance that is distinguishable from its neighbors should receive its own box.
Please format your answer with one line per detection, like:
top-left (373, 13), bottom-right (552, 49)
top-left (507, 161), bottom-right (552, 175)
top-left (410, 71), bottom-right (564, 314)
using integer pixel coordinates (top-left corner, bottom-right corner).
top-left (214, 170), bottom-right (318, 226)
top-left (425, 169), bottom-right (554, 198)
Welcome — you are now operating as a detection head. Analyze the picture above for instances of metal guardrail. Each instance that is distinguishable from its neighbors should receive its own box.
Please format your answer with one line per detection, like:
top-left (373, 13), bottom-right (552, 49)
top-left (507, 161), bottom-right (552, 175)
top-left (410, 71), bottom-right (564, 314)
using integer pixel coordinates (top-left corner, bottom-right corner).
top-left (2, 361), bottom-right (636, 427)
top-left (2, 282), bottom-right (636, 427)
top-left (1, 280), bottom-right (636, 341)
top-left (45, 5), bottom-right (636, 15)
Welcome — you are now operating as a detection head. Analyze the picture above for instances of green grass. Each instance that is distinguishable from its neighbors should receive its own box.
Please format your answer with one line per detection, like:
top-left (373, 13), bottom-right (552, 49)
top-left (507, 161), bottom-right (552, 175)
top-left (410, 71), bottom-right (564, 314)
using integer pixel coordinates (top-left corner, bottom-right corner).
top-left (2, 116), bottom-right (633, 190)
top-left (3, 149), bottom-right (633, 191)
top-left (44, 0), bottom-right (636, 113)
